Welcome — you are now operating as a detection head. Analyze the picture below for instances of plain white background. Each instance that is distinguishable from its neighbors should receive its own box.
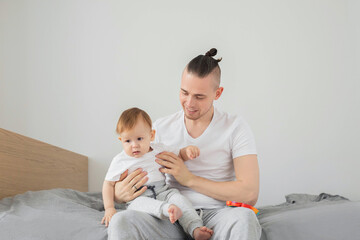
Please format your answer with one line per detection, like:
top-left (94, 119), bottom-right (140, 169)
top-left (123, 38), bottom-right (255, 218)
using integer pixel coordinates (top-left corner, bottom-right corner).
top-left (0, 0), bottom-right (359, 206)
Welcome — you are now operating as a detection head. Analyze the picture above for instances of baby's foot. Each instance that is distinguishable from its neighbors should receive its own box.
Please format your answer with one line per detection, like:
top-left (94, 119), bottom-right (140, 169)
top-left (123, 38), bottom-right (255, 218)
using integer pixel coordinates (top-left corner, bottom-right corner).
top-left (168, 204), bottom-right (183, 223)
top-left (193, 226), bottom-right (213, 240)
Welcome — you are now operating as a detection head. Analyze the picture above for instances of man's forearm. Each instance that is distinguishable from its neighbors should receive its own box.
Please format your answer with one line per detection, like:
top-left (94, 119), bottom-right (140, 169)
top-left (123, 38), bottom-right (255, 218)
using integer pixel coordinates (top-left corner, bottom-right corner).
top-left (156, 152), bottom-right (259, 205)
top-left (187, 176), bottom-right (259, 206)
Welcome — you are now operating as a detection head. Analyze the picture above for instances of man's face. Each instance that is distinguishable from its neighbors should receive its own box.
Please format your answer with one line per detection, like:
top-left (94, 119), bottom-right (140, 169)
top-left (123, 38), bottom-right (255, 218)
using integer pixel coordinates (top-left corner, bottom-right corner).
top-left (179, 69), bottom-right (223, 121)
top-left (119, 119), bottom-right (155, 158)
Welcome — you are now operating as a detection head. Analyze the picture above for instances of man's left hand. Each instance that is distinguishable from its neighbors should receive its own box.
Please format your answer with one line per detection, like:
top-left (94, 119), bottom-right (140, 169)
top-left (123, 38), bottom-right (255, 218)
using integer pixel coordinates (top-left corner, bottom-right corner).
top-left (155, 151), bottom-right (195, 187)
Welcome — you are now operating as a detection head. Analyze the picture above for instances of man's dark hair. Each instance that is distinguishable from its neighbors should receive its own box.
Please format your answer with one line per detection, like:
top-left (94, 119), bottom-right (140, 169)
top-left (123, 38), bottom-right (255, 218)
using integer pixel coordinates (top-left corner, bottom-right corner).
top-left (187, 48), bottom-right (222, 78)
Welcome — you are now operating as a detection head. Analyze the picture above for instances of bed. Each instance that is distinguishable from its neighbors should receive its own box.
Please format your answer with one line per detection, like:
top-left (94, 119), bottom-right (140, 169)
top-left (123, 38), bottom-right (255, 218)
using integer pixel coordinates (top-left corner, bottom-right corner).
top-left (1, 128), bottom-right (359, 240)
top-left (0, 128), bottom-right (108, 239)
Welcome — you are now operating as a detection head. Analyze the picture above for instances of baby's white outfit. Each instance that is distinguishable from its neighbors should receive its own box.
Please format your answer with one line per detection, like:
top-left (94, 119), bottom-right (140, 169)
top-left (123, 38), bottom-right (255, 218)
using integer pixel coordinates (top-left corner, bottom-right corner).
top-left (105, 143), bottom-right (203, 237)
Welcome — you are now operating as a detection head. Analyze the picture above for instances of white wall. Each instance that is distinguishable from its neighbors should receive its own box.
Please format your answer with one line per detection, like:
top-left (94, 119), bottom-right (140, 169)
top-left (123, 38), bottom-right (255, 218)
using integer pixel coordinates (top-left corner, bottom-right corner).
top-left (1, 0), bottom-right (359, 206)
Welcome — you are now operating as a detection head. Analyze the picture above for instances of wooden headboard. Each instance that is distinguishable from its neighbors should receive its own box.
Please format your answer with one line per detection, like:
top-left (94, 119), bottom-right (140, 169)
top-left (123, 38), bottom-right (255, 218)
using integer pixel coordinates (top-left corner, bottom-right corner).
top-left (0, 128), bottom-right (88, 199)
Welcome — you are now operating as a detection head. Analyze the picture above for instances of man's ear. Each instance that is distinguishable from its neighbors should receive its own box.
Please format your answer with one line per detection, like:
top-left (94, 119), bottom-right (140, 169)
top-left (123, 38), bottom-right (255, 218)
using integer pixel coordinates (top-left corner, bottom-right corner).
top-left (215, 87), bottom-right (224, 100)
top-left (150, 129), bottom-right (156, 141)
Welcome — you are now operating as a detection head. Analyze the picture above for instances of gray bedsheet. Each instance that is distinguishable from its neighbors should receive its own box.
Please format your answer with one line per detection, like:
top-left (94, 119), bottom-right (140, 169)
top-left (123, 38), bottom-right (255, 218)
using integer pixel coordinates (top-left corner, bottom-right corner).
top-left (0, 189), bottom-right (123, 240)
top-left (1, 190), bottom-right (359, 240)
top-left (257, 193), bottom-right (360, 240)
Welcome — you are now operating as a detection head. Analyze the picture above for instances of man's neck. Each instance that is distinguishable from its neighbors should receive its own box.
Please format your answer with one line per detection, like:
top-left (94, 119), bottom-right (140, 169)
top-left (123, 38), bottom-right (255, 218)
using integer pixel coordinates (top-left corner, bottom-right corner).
top-left (184, 106), bottom-right (214, 138)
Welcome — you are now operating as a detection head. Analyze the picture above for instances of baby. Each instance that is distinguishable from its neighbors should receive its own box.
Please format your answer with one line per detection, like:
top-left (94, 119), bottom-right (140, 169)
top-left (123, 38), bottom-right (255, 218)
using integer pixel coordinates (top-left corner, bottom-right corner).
top-left (102, 107), bottom-right (213, 240)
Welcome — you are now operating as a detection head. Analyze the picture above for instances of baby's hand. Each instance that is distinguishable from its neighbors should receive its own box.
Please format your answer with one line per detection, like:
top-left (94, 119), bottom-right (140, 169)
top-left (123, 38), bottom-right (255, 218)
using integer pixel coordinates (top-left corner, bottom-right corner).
top-left (101, 207), bottom-right (117, 227)
top-left (185, 145), bottom-right (200, 160)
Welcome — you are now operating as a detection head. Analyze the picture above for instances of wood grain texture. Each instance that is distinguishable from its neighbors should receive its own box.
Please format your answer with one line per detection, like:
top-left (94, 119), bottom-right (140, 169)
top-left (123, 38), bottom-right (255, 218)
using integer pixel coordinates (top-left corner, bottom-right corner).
top-left (0, 128), bottom-right (88, 199)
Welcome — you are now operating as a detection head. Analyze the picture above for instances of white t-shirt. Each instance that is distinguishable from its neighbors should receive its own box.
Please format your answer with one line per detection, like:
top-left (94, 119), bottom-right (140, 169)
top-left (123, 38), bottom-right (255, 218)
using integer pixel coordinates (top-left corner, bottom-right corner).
top-left (153, 107), bottom-right (257, 209)
top-left (105, 143), bottom-right (179, 183)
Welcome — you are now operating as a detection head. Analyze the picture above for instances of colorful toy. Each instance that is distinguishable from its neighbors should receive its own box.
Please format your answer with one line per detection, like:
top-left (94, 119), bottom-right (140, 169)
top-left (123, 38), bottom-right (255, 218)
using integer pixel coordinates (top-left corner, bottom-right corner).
top-left (226, 201), bottom-right (259, 215)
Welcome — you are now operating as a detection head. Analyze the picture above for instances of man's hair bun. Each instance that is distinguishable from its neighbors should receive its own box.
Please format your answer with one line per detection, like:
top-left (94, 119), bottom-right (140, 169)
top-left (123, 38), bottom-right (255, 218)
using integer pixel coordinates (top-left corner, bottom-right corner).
top-left (187, 48), bottom-right (222, 78)
top-left (205, 48), bottom-right (217, 57)
top-left (205, 48), bottom-right (222, 62)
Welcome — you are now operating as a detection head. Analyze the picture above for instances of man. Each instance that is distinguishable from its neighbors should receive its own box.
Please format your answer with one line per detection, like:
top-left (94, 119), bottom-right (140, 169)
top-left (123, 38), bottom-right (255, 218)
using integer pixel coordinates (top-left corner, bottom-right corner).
top-left (108, 48), bottom-right (261, 240)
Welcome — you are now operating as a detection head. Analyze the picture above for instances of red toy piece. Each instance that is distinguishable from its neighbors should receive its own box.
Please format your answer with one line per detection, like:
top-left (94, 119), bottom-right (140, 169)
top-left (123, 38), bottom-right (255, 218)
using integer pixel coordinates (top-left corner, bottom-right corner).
top-left (226, 201), bottom-right (259, 215)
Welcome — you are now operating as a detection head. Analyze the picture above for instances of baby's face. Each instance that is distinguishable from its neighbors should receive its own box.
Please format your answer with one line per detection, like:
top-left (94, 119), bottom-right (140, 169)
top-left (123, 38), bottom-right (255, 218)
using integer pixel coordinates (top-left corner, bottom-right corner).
top-left (119, 119), bottom-right (155, 158)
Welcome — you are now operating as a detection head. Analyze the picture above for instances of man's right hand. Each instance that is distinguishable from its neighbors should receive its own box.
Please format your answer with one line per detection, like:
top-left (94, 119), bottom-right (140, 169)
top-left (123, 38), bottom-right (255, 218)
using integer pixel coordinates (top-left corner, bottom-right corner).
top-left (114, 168), bottom-right (148, 203)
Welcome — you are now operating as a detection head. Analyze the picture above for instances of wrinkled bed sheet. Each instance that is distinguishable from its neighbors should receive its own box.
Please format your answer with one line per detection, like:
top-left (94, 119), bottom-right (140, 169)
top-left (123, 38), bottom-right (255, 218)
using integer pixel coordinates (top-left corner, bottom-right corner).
top-left (0, 189), bottom-right (126, 240)
top-left (1, 190), bottom-right (359, 240)
top-left (258, 193), bottom-right (360, 240)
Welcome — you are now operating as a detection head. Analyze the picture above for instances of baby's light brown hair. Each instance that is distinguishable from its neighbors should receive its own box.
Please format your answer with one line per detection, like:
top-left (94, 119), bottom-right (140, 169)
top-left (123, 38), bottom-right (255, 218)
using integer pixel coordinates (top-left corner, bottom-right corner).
top-left (116, 107), bottom-right (152, 134)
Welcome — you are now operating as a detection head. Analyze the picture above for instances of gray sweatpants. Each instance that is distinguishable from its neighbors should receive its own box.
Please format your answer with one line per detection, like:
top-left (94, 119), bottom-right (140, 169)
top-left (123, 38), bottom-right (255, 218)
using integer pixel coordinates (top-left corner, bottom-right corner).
top-left (124, 181), bottom-right (203, 238)
top-left (108, 193), bottom-right (261, 240)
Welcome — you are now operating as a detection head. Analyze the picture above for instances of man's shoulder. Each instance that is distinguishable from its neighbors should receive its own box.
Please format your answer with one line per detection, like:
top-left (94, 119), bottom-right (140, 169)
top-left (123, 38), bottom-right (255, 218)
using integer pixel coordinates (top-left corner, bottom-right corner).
top-left (153, 110), bottom-right (183, 128)
top-left (215, 107), bottom-right (246, 127)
